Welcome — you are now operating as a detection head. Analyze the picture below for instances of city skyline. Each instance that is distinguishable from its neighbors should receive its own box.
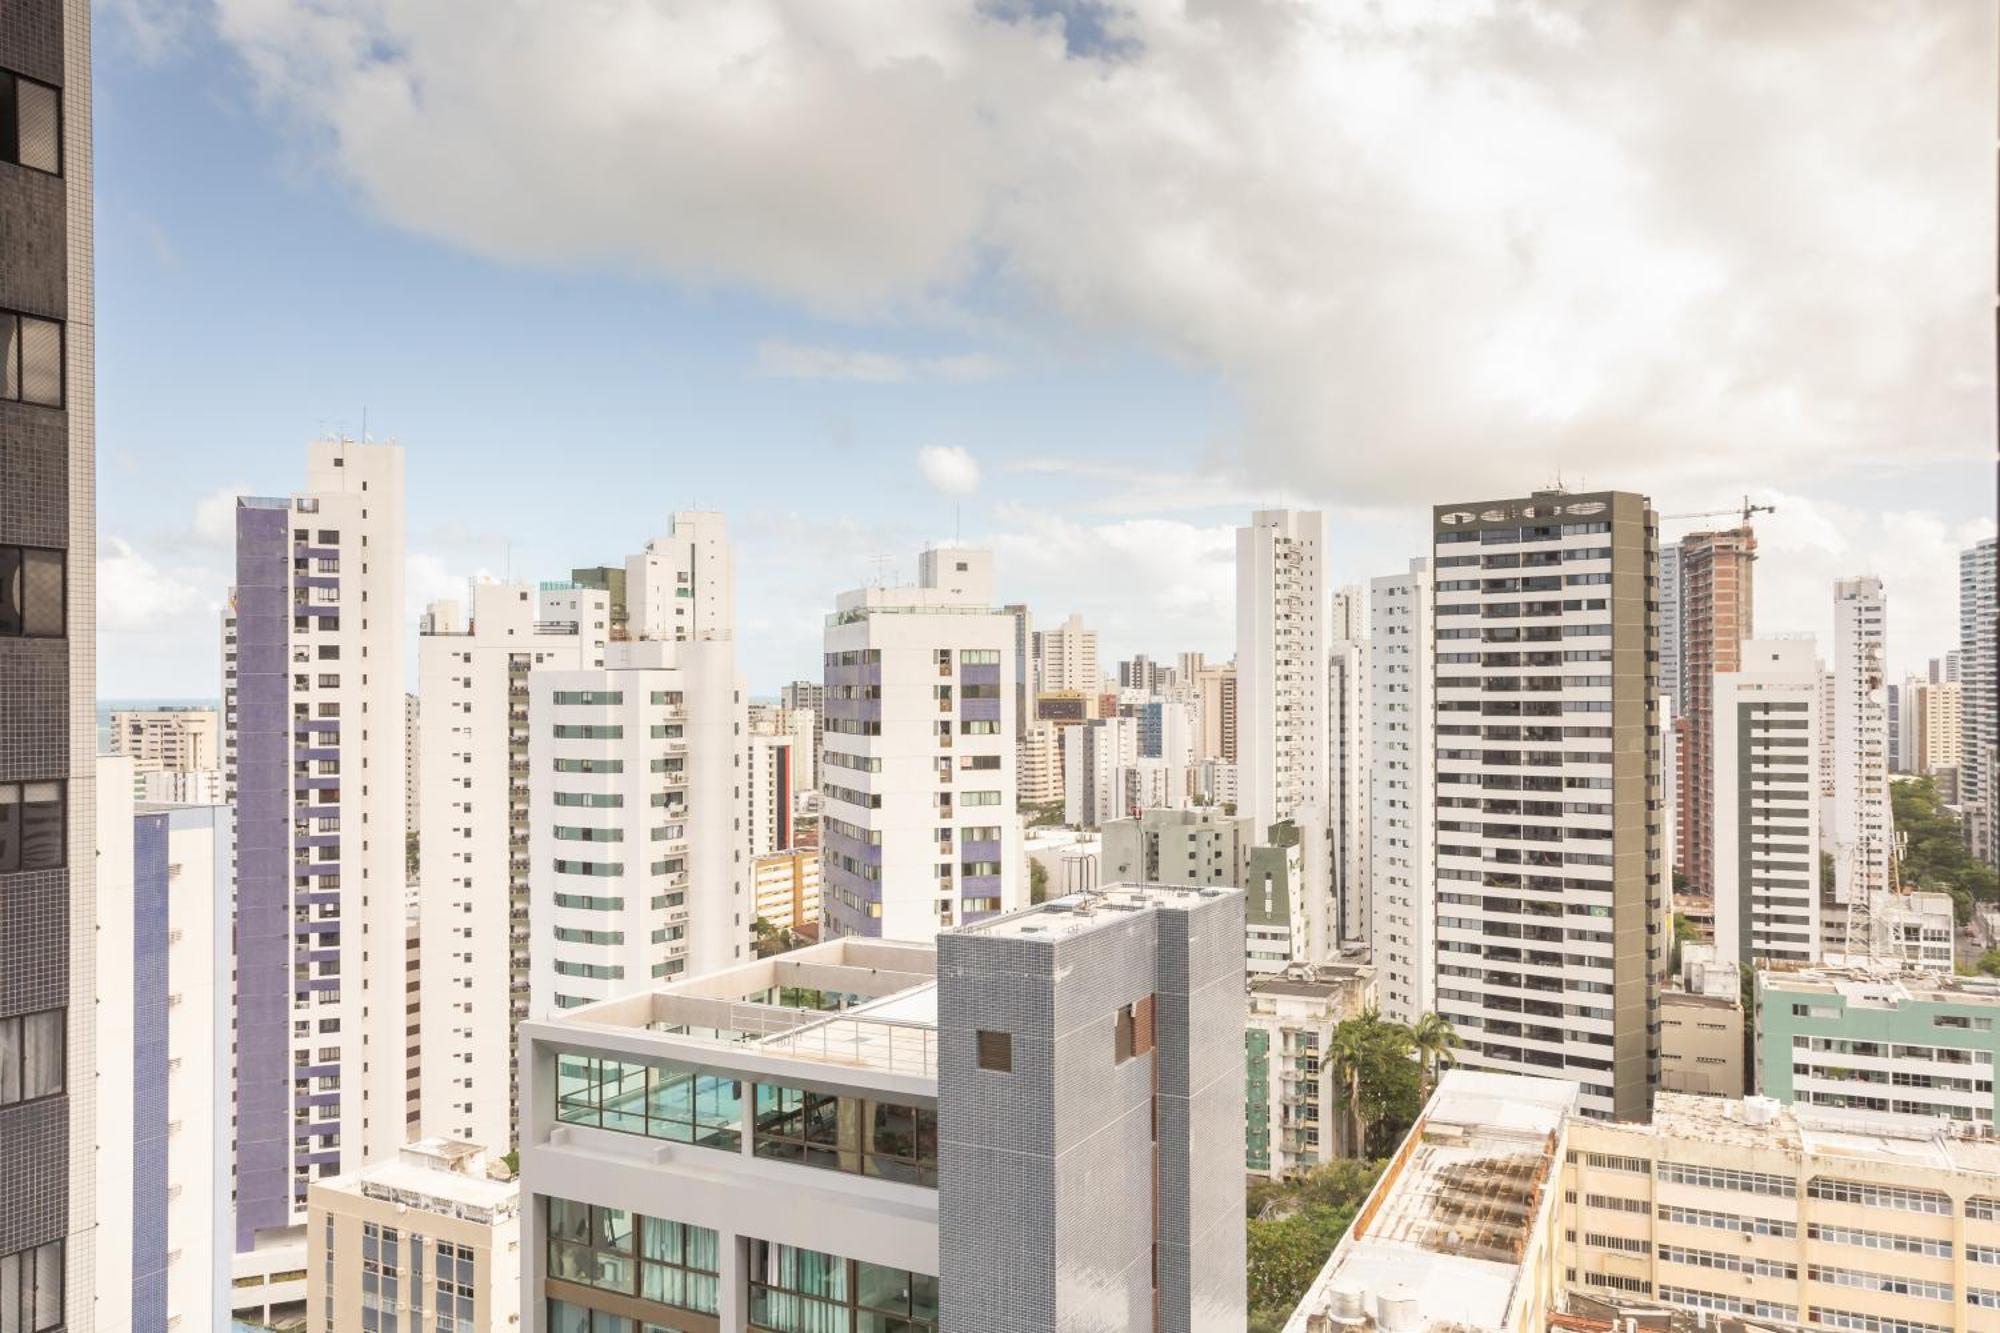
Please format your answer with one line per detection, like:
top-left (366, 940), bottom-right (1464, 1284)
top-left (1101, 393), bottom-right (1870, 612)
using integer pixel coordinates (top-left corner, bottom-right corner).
top-left (89, 2), bottom-right (1996, 699)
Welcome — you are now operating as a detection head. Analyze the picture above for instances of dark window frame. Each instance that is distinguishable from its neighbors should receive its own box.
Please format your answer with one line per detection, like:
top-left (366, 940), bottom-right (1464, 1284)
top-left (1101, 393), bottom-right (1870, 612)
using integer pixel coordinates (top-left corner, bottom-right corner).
top-left (0, 309), bottom-right (63, 408)
top-left (0, 546), bottom-right (64, 638)
top-left (0, 69), bottom-right (62, 177)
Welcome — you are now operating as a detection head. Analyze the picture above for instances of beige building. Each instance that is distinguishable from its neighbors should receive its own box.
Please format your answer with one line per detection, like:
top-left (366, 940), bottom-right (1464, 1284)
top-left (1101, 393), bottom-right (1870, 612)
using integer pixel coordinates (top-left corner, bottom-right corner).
top-left (1018, 720), bottom-right (1064, 804)
top-left (1658, 946), bottom-right (1745, 1097)
top-left (1245, 964), bottom-right (1377, 1177)
top-left (751, 847), bottom-right (822, 934)
top-left (1287, 1072), bottom-right (2000, 1332)
top-left (1567, 1093), bottom-right (2000, 1331)
top-left (1920, 679), bottom-right (1965, 776)
top-left (109, 705), bottom-right (217, 781)
top-left (308, 1140), bottom-right (521, 1333)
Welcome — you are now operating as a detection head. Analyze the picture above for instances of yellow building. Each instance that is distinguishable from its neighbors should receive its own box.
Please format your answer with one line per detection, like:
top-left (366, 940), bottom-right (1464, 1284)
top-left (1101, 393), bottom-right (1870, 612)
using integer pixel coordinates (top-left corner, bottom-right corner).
top-left (308, 1140), bottom-right (521, 1333)
top-left (751, 848), bottom-right (822, 934)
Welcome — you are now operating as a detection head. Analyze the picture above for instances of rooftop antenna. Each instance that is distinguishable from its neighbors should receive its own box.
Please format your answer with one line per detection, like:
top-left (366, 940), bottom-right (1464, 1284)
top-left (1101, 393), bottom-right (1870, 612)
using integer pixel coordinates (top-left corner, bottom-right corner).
top-left (868, 553), bottom-right (895, 587)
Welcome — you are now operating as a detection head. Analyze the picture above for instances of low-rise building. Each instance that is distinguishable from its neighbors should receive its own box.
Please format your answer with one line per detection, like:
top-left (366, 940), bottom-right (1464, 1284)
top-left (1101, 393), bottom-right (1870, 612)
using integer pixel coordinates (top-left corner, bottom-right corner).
top-left (1757, 966), bottom-right (2000, 1125)
top-left (136, 766), bottom-right (223, 805)
top-left (1245, 964), bottom-right (1377, 1177)
top-left (308, 1139), bottom-right (522, 1333)
top-left (1658, 946), bottom-right (1744, 1097)
top-left (517, 883), bottom-right (1246, 1331)
top-left (1283, 1071), bottom-right (1577, 1333)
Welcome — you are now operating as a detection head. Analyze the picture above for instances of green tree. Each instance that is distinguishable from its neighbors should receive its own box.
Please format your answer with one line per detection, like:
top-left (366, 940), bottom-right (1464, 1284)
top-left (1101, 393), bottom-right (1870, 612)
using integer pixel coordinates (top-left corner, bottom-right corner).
top-left (1670, 910), bottom-right (1701, 975)
top-left (1029, 858), bottom-right (1049, 905)
top-left (1327, 1011), bottom-right (1419, 1158)
top-left (1893, 776), bottom-right (1999, 910)
top-left (1410, 1012), bottom-right (1461, 1097)
top-left (1244, 1157), bottom-right (1385, 1327)
top-left (406, 829), bottom-right (420, 879)
top-left (750, 916), bottom-right (793, 959)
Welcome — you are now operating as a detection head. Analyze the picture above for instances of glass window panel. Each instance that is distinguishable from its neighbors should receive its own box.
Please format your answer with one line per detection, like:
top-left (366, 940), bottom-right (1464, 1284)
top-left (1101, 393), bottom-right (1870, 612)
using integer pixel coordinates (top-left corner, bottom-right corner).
top-left (858, 1261), bottom-right (911, 1314)
top-left (18, 318), bottom-right (58, 407)
top-left (549, 1242), bottom-right (590, 1285)
top-left (22, 1012), bottom-right (60, 1100)
top-left (0, 786), bottom-right (19, 874)
top-left (590, 1252), bottom-right (632, 1293)
top-left (640, 1262), bottom-right (683, 1308)
top-left (548, 1300), bottom-right (590, 1333)
top-left (595, 1206), bottom-right (633, 1254)
top-left (31, 1243), bottom-right (60, 1333)
top-left (1, 315), bottom-right (17, 401)
top-left (0, 1016), bottom-right (20, 1104)
top-left (684, 1226), bottom-right (719, 1274)
top-left (549, 1198), bottom-right (591, 1246)
top-left (14, 80), bottom-right (57, 174)
top-left (20, 784), bottom-right (61, 872)
top-left (0, 548), bottom-right (20, 635)
top-left (641, 1217), bottom-right (680, 1264)
top-left (20, 551), bottom-right (60, 638)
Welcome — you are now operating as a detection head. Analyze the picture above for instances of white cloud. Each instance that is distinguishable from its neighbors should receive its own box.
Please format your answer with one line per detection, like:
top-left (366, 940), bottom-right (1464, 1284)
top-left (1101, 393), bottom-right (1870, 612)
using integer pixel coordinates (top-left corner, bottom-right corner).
top-left (98, 536), bottom-right (202, 633)
top-left (205, 0), bottom-right (1992, 504)
top-left (917, 444), bottom-right (981, 496)
top-left (754, 340), bottom-right (1007, 383)
top-left (191, 484), bottom-right (253, 546)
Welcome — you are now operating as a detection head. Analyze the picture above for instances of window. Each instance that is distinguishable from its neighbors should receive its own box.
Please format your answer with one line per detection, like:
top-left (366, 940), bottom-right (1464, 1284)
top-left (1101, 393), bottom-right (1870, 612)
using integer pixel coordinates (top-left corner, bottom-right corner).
top-left (977, 1030), bottom-right (1012, 1072)
top-left (0, 781), bottom-right (64, 871)
top-left (753, 1083), bottom-right (937, 1187)
top-left (553, 690), bottom-right (623, 706)
top-left (0, 310), bottom-right (62, 406)
top-left (746, 1242), bottom-right (938, 1333)
top-left (1114, 996), bottom-right (1155, 1064)
top-left (0, 1240), bottom-right (63, 1332)
top-left (0, 1008), bottom-right (63, 1105)
top-left (555, 1054), bottom-right (742, 1150)
top-left (0, 547), bottom-right (63, 637)
top-left (0, 72), bottom-right (60, 174)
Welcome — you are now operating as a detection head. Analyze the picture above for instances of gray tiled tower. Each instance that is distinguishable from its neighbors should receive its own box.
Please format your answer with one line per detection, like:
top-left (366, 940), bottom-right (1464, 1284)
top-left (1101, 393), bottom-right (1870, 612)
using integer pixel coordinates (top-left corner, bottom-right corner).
top-left (0, 0), bottom-right (94, 1323)
top-left (936, 885), bottom-right (1246, 1332)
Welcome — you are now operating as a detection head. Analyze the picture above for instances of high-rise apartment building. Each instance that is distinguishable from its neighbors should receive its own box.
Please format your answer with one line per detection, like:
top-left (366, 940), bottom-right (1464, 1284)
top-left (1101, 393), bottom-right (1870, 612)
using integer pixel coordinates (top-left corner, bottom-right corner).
top-left (221, 439), bottom-right (406, 1299)
top-left (108, 706), bottom-right (218, 777)
top-left (417, 580), bottom-right (609, 1153)
top-left (749, 847), bottom-right (821, 934)
top-left (1328, 586), bottom-right (1369, 948)
top-left (1829, 577), bottom-right (1892, 916)
top-left (404, 692), bottom-right (420, 839)
top-left (1244, 964), bottom-right (1377, 1175)
top-left (1657, 542), bottom-right (1683, 718)
top-left (1000, 603), bottom-right (1032, 742)
top-left (92, 760), bottom-right (231, 1333)
top-left (1961, 537), bottom-right (1997, 864)
top-left (513, 883), bottom-right (1246, 1333)
top-left (744, 731), bottom-right (795, 858)
top-left (1430, 489), bottom-right (1665, 1121)
top-left (623, 513), bottom-right (733, 643)
top-left (1100, 806), bottom-right (1307, 971)
top-left (1711, 638), bottom-right (1820, 966)
top-left (1888, 674), bottom-right (1920, 772)
top-left (528, 633), bottom-right (747, 1010)
top-left (1017, 721), bottom-right (1063, 804)
top-left (778, 678), bottom-right (824, 784)
top-left (1237, 510), bottom-right (1328, 836)
top-left (1367, 559), bottom-right (1436, 1026)
top-left (0, 2), bottom-right (95, 1320)
top-left (1194, 662), bottom-right (1237, 762)
top-left (1062, 714), bottom-right (1137, 829)
top-left (821, 547), bottom-right (1021, 939)
top-left (1674, 528), bottom-right (1755, 898)
top-left (1035, 610), bottom-right (1098, 694)
top-left (1918, 679), bottom-right (1964, 776)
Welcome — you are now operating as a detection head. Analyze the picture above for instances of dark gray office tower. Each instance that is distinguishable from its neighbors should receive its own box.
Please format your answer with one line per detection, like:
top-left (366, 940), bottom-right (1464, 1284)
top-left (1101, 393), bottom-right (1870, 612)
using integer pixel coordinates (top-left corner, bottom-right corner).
top-left (0, 0), bottom-right (93, 1326)
top-left (936, 884), bottom-right (1246, 1332)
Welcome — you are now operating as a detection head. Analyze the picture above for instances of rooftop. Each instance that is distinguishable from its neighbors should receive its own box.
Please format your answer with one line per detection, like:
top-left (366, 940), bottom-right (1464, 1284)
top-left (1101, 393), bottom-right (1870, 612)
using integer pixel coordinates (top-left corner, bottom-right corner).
top-left (316, 1139), bottom-right (519, 1224)
top-left (1759, 963), bottom-right (2000, 1007)
top-left (964, 883), bottom-right (1235, 941)
top-left (1640, 1092), bottom-right (2000, 1177)
top-left (1285, 1071), bottom-right (1578, 1333)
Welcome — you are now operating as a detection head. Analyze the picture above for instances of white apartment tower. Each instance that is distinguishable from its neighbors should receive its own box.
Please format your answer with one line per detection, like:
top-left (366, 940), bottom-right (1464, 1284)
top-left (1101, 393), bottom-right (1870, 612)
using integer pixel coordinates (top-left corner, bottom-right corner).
top-left (1962, 536), bottom-right (1997, 864)
top-left (417, 580), bottom-right (608, 1152)
top-left (1711, 638), bottom-right (1821, 967)
top-left (745, 731), bottom-right (797, 857)
top-left (221, 438), bottom-right (407, 1282)
top-left (1327, 586), bottom-right (1369, 947)
top-left (1368, 559), bottom-right (1436, 1026)
top-left (1830, 577), bottom-right (1892, 911)
top-left (821, 546), bottom-right (1022, 939)
top-left (1036, 610), bottom-right (1099, 694)
top-left (1430, 490), bottom-right (1665, 1122)
top-left (528, 516), bottom-right (748, 1012)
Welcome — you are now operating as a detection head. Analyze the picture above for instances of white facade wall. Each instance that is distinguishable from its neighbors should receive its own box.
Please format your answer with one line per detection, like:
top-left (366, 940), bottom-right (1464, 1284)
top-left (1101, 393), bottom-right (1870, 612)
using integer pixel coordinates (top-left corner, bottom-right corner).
top-left (1037, 611), bottom-right (1099, 694)
top-left (821, 549), bottom-right (1022, 940)
top-left (1831, 577), bottom-right (1892, 905)
top-left (1236, 510), bottom-right (1329, 835)
top-left (1064, 716), bottom-right (1137, 828)
top-left (1327, 634), bottom-right (1368, 948)
top-left (1367, 559), bottom-right (1436, 1026)
top-left (625, 511), bottom-right (734, 642)
top-left (1712, 638), bottom-right (1821, 967)
top-left (745, 732), bottom-right (795, 858)
top-left (418, 580), bottom-right (607, 1152)
top-left (529, 638), bottom-right (749, 1012)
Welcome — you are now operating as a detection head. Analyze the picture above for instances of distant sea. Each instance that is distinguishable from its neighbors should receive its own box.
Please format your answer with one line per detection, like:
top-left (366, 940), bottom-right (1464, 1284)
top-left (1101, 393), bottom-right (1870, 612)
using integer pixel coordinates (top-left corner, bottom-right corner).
top-left (95, 698), bottom-right (221, 755)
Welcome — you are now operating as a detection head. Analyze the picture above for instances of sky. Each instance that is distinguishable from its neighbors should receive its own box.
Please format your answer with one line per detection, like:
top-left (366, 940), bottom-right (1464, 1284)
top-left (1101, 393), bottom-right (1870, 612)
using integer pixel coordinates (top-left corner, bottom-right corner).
top-left (93, 0), bottom-right (1996, 701)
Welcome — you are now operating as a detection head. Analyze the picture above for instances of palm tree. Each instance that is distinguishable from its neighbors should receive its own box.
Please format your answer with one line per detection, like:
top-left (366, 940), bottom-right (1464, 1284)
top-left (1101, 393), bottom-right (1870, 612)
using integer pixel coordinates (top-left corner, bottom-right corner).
top-left (1325, 1020), bottom-right (1372, 1159)
top-left (1411, 1012), bottom-right (1461, 1097)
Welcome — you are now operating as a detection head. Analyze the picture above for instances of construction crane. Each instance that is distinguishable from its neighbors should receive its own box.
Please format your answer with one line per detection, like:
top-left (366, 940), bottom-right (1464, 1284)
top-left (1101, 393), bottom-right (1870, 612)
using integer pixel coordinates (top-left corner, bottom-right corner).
top-left (1661, 495), bottom-right (1776, 525)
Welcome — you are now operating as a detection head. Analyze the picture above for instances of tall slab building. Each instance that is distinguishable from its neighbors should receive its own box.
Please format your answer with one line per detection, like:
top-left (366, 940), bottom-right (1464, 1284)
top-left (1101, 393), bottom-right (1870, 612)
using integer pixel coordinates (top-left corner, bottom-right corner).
top-left (1672, 527), bottom-right (1755, 898)
top-left (222, 440), bottom-right (406, 1302)
top-left (1430, 490), bottom-right (1665, 1121)
top-left (1828, 576), bottom-right (1892, 923)
top-left (0, 1), bottom-right (94, 1320)
top-left (1963, 536), bottom-right (1998, 865)
top-left (1367, 559), bottom-right (1436, 1025)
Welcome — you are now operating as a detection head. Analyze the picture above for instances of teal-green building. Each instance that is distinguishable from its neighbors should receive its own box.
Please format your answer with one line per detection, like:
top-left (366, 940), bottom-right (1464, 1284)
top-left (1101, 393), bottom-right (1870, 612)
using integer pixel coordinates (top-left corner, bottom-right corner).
top-left (1756, 969), bottom-right (2000, 1126)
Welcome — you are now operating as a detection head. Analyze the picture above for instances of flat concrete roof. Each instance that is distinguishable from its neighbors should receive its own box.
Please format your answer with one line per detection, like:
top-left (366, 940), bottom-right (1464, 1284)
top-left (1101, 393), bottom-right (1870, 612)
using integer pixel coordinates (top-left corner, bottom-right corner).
top-left (965, 882), bottom-right (1235, 941)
